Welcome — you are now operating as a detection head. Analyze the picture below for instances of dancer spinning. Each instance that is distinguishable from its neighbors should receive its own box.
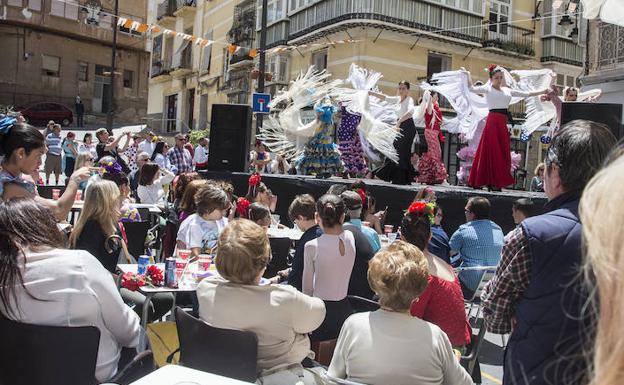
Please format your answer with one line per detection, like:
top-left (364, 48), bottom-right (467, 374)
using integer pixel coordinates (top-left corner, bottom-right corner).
top-left (417, 91), bottom-right (448, 185)
top-left (369, 81), bottom-right (420, 185)
top-left (460, 65), bottom-right (549, 190)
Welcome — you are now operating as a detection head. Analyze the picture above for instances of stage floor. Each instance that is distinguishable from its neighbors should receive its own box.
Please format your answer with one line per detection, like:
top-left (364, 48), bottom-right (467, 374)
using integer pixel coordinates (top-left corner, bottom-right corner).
top-left (201, 171), bottom-right (547, 236)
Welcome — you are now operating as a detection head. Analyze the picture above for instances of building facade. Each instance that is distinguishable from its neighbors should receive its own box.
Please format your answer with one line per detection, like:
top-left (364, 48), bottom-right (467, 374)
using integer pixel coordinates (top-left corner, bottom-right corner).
top-left (0, 0), bottom-right (149, 125)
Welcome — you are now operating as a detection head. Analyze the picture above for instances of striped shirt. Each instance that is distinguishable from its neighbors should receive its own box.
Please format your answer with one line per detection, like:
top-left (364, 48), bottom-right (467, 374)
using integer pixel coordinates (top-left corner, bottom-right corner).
top-left (46, 133), bottom-right (62, 156)
top-left (449, 219), bottom-right (504, 291)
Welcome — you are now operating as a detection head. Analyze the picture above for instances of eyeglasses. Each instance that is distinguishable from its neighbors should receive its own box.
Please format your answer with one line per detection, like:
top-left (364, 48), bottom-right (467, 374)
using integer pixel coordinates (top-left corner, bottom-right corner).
top-left (464, 208), bottom-right (471, 214)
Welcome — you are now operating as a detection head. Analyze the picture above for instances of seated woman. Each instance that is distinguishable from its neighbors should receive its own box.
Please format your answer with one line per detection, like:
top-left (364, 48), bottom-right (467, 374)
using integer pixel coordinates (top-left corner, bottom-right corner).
top-left (328, 241), bottom-right (472, 385)
top-left (0, 117), bottom-right (90, 220)
top-left (401, 201), bottom-right (471, 348)
top-left (102, 163), bottom-right (141, 222)
top-left (303, 194), bottom-right (356, 341)
top-left (178, 179), bottom-right (208, 223)
top-left (197, 219), bottom-right (326, 384)
top-left (137, 162), bottom-right (175, 205)
top-left (150, 141), bottom-right (175, 173)
top-left (248, 202), bottom-right (271, 228)
top-left (0, 198), bottom-right (141, 383)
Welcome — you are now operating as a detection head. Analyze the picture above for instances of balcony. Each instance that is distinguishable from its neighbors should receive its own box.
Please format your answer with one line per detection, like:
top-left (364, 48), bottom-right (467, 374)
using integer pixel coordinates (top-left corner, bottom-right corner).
top-left (264, 21), bottom-right (290, 48)
top-left (170, 47), bottom-right (193, 78)
top-left (287, 0), bottom-right (483, 45)
top-left (174, 0), bottom-right (197, 18)
top-left (230, 52), bottom-right (255, 69)
top-left (157, 0), bottom-right (176, 29)
top-left (541, 36), bottom-right (583, 66)
top-left (150, 60), bottom-right (172, 82)
top-left (483, 25), bottom-right (535, 57)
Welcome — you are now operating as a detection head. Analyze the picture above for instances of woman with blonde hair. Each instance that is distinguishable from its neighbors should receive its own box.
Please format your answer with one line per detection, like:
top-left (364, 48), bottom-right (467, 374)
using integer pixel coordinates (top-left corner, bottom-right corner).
top-left (70, 180), bottom-right (122, 273)
top-left (328, 241), bottom-right (472, 385)
top-left (580, 152), bottom-right (624, 385)
top-left (197, 219), bottom-right (326, 384)
top-left (530, 162), bottom-right (545, 192)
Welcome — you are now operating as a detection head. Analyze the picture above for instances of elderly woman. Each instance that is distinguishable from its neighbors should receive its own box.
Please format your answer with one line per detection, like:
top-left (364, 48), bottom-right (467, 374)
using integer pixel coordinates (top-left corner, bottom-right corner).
top-left (328, 241), bottom-right (472, 385)
top-left (196, 219), bottom-right (326, 384)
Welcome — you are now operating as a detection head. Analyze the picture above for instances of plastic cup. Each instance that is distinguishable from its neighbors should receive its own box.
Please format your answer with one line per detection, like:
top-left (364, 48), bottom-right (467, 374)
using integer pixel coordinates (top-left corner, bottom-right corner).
top-left (197, 254), bottom-right (211, 273)
top-left (177, 249), bottom-right (191, 261)
top-left (52, 188), bottom-right (60, 200)
top-left (388, 232), bottom-right (398, 243)
top-left (175, 260), bottom-right (187, 284)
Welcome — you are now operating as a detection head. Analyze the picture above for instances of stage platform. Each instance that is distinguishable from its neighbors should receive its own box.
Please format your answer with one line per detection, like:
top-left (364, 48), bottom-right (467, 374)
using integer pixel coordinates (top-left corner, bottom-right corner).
top-left (200, 171), bottom-right (548, 236)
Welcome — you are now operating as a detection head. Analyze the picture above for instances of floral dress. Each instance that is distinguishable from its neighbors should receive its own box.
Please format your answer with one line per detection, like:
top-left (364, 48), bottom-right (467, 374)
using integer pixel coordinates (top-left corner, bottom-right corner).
top-left (295, 104), bottom-right (344, 176)
top-left (417, 103), bottom-right (448, 184)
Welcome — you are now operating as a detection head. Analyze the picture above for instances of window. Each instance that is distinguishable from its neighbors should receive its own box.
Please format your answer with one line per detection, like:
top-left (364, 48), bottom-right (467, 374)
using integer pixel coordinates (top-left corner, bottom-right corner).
top-left (8, 0), bottom-right (23, 6)
top-left (28, 0), bottom-right (41, 11)
top-left (288, 0), bottom-right (311, 12)
top-left (268, 54), bottom-right (288, 83)
top-left (489, 0), bottom-right (511, 35)
top-left (565, 75), bottom-right (575, 87)
top-left (78, 61), bottom-right (88, 81)
top-left (95, 64), bottom-right (111, 76)
top-left (123, 70), bottom-right (133, 88)
top-left (556, 74), bottom-right (565, 88)
top-left (50, 0), bottom-right (78, 19)
top-left (311, 49), bottom-right (327, 72)
top-left (42, 55), bottom-right (60, 77)
top-left (427, 53), bottom-right (452, 81)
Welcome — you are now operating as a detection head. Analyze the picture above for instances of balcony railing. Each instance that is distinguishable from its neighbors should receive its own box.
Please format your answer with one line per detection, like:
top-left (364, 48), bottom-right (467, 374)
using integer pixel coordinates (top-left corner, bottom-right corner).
top-left (597, 22), bottom-right (624, 70)
top-left (151, 60), bottom-right (172, 78)
top-left (264, 21), bottom-right (290, 48)
top-left (483, 24), bottom-right (535, 57)
top-left (288, 0), bottom-right (483, 44)
top-left (230, 52), bottom-right (254, 66)
top-left (541, 36), bottom-right (583, 66)
top-left (157, 0), bottom-right (176, 20)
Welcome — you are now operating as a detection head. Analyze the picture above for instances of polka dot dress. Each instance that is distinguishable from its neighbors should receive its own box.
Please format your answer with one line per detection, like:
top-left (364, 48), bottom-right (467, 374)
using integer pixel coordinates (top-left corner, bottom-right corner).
top-left (337, 106), bottom-right (368, 176)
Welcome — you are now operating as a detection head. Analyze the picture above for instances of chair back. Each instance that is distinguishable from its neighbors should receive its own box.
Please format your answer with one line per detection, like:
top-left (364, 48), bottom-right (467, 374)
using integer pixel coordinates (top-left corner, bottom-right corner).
top-left (455, 266), bottom-right (497, 302)
top-left (347, 295), bottom-right (380, 313)
top-left (460, 316), bottom-right (487, 379)
top-left (264, 237), bottom-right (291, 278)
top-left (174, 307), bottom-right (258, 382)
top-left (122, 220), bottom-right (151, 258)
top-left (0, 314), bottom-right (100, 385)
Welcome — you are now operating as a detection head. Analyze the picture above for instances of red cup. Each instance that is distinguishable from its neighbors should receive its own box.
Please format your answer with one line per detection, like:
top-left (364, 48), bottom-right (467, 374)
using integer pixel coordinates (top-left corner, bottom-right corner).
top-left (197, 254), bottom-right (211, 273)
top-left (177, 249), bottom-right (191, 261)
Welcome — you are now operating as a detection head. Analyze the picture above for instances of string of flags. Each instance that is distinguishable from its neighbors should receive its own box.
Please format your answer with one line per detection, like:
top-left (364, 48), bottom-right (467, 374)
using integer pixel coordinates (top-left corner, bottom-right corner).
top-left (116, 16), bottom-right (360, 54)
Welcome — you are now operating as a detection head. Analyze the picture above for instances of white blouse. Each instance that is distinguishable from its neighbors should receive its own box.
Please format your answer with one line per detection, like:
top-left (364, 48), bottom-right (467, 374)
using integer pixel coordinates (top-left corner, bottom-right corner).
top-left (302, 231), bottom-right (356, 301)
top-left (469, 84), bottom-right (530, 110)
top-left (0, 248), bottom-right (141, 382)
top-left (386, 95), bottom-right (415, 120)
top-left (137, 172), bottom-right (174, 204)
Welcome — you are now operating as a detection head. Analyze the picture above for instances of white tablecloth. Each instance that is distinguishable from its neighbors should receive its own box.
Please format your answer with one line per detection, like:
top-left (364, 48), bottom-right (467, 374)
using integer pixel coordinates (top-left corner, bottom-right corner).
top-left (128, 364), bottom-right (254, 385)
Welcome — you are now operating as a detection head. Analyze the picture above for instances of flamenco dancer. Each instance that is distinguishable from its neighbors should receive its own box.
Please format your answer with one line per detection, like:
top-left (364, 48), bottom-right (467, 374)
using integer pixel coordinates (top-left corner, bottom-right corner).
top-left (461, 65), bottom-right (548, 190)
top-left (337, 104), bottom-right (368, 178)
top-left (369, 81), bottom-right (420, 185)
top-left (417, 91), bottom-right (448, 185)
top-left (295, 99), bottom-right (344, 178)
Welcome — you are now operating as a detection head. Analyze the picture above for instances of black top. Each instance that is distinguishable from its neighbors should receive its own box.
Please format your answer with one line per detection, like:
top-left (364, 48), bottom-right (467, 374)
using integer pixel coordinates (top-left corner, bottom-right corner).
top-left (96, 142), bottom-right (130, 173)
top-left (343, 223), bottom-right (375, 299)
top-left (429, 225), bottom-right (451, 264)
top-left (75, 219), bottom-right (121, 274)
top-left (287, 225), bottom-right (322, 291)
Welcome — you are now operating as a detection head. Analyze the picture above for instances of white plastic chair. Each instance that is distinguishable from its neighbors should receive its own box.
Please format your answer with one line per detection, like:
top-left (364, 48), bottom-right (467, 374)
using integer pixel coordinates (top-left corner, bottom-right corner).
top-left (455, 265), bottom-right (498, 320)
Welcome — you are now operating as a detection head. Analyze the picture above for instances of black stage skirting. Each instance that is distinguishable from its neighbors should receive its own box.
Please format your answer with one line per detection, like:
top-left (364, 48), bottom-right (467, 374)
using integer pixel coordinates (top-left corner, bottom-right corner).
top-left (199, 172), bottom-right (548, 236)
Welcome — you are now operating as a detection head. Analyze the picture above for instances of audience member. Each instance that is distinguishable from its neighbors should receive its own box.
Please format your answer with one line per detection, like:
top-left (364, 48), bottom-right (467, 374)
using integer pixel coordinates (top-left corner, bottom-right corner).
top-left (246, 179), bottom-right (277, 212)
top-left (248, 202), bottom-right (271, 228)
top-left (44, 123), bottom-right (62, 185)
top-left (363, 194), bottom-right (383, 234)
top-left (401, 201), bottom-right (471, 347)
top-left (78, 132), bottom-right (98, 160)
top-left (429, 205), bottom-right (451, 264)
top-left (580, 151), bottom-right (624, 385)
top-left (95, 128), bottom-right (131, 173)
top-left (414, 186), bottom-right (437, 202)
top-left (176, 184), bottom-right (230, 257)
top-left (178, 179), bottom-right (208, 223)
top-left (151, 141), bottom-right (175, 173)
top-left (138, 133), bottom-right (156, 157)
top-left (482, 120), bottom-right (616, 385)
top-left (511, 198), bottom-right (535, 226)
top-left (286, 194), bottom-right (322, 291)
top-left (0, 199), bottom-right (141, 383)
top-left (303, 194), bottom-right (355, 341)
top-left (137, 163), bottom-right (175, 205)
top-left (327, 241), bottom-right (472, 385)
top-left (167, 133), bottom-right (193, 175)
top-left (172, 172), bottom-right (201, 211)
top-left (197, 219), bottom-right (325, 383)
top-left (194, 137), bottom-right (209, 171)
top-left (61, 131), bottom-right (78, 179)
top-left (102, 167), bottom-right (141, 222)
top-left (450, 196), bottom-right (504, 298)
top-left (129, 152), bottom-right (150, 198)
top-left (70, 180), bottom-right (123, 273)
top-left (183, 134), bottom-right (195, 159)
top-left (341, 190), bottom-right (381, 252)
top-left (73, 152), bottom-right (94, 191)
top-left (530, 163), bottom-right (545, 192)
top-left (123, 134), bottom-right (143, 174)
top-left (0, 119), bottom-right (89, 220)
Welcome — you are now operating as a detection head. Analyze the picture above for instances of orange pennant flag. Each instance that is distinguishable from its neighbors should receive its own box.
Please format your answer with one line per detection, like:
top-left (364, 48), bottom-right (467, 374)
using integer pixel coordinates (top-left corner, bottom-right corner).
top-left (137, 23), bottom-right (149, 33)
top-left (249, 48), bottom-right (258, 58)
top-left (123, 19), bottom-right (133, 29)
top-left (228, 45), bottom-right (237, 55)
top-left (151, 26), bottom-right (161, 33)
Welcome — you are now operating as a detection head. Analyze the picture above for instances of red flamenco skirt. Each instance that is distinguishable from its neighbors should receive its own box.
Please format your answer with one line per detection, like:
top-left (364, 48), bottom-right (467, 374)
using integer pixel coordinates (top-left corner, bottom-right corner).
top-left (468, 111), bottom-right (515, 189)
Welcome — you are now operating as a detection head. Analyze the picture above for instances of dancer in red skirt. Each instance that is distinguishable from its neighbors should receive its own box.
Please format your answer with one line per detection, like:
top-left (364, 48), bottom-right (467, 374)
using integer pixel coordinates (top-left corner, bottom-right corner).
top-left (461, 65), bottom-right (548, 190)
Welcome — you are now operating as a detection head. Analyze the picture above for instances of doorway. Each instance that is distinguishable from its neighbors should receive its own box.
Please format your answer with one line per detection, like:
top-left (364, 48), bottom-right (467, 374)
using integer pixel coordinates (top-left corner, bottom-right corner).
top-left (166, 94), bottom-right (178, 132)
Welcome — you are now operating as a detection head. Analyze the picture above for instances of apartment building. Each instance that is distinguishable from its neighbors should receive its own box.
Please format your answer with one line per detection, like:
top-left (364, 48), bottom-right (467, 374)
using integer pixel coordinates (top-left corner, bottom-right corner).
top-left (0, 0), bottom-right (149, 124)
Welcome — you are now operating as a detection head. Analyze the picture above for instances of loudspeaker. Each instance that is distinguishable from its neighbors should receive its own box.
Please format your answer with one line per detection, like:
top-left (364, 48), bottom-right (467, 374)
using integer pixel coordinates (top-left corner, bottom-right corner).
top-left (208, 104), bottom-right (252, 172)
top-left (561, 102), bottom-right (623, 140)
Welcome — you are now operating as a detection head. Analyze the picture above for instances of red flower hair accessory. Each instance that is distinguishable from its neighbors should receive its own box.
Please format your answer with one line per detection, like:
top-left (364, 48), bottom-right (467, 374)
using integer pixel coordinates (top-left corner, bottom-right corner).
top-left (248, 173), bottom-right (261, 187)
top-left (407, 200), bottom-right (436, 224)
top-left (356, 188), bottom-right (367, 206)
top-left (236, 197), bottom-right (251, 218)
top-left (487, 63), bottom-right (497, 73)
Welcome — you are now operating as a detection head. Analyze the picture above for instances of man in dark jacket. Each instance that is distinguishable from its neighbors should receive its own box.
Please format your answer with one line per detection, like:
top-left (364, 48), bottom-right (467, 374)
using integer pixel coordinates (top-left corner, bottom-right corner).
top-left (482, 120), bottom-right (616, 385)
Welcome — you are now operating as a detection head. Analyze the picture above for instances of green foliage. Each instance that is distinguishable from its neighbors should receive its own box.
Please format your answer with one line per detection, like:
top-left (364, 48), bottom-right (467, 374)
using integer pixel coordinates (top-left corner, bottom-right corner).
top-left (188, 128), bottom-right (210, 145)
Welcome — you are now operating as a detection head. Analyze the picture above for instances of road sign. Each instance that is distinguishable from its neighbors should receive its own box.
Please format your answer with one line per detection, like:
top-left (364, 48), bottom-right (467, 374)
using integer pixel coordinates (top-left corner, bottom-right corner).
top-left (252, 93), bottom-right (271, 114)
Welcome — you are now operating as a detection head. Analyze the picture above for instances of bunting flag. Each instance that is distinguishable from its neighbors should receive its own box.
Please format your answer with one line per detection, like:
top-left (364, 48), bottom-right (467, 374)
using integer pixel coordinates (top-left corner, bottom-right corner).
top-left (114, 16), bottom-right (359, 53)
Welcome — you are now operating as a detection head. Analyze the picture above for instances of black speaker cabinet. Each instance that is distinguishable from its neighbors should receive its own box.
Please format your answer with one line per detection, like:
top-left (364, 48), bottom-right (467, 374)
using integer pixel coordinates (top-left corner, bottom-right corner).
top-left (208, 104), bottom-right (252, 172)
top-left (561, 102), bottom-right (623, 140)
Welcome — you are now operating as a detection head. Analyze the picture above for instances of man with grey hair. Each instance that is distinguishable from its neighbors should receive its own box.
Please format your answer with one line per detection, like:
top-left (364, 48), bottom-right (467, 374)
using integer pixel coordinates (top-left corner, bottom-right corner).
top-left (341, 190), bottom-right (381, 252)
top-left (482, 120), bottom-right (616, 385)
top-left (130, 151), bottom-right (150, 198)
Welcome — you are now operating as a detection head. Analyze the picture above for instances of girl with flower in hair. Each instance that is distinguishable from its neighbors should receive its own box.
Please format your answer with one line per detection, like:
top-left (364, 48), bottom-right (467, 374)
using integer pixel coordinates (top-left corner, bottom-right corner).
top-left (460, 65), bottom-right (549, 190)
top-left (401, 201), bottom-right (471, 349)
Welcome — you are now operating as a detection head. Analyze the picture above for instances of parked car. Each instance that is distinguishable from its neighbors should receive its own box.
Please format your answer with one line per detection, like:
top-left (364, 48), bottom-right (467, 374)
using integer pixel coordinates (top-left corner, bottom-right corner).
top-left (18, 102), bottom-right (73, 127)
